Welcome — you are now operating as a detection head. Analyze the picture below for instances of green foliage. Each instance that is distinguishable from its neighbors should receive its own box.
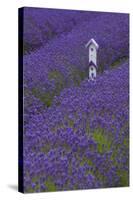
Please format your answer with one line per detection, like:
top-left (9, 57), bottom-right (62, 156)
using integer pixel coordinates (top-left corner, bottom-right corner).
top-left (45, 178), bottom-right (57, 192)
top-left (32, 176), bottom-right (39, 183)
top-left (32, 69), bottom-right (65, 107)
top-left (32, 68), bottom-right (87, 108)
top-left (32, 87), bottom-right (53, 107)
top-left (39, 92), bottom-right (53, 107)
top-left (111, 56), bottom-right (128, 69)
top-left (48, 69), bottom-right (62, 80)
top-left (41, 144), bottom-right (51, 153)
top-left (26, 176), bottom-right (40, 193)
top-left (68, 119), bottom-right (74, 127)
top-left (23, 41), bottom-right (42, 55)
top-left (26, 187), bottom-right (35, 193)
top-left (85, 121), bottom-right (90, 134)
top-left (48, 69), bottom-right (65, 93)
top-left (117, 170), bottom-right (129, 186)
top-left (98, 64), bottom-right (104, 73)
top-left (70, 67), bottom-right (86, 86)
top-left (93, 128), bottom-right (111, 153)
top-left (80, 157), bottom-right (93, 167)
top-left (123, 138), bottom-right (129, 148)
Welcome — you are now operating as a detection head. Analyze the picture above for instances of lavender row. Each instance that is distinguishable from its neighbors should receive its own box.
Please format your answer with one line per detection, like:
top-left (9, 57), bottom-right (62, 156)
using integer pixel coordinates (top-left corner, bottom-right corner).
top-left (23, 7), bottom-right (99, 54)
top-left (23, 61), bottom-right (129, 192)
top-left (23, 11), bottom-right (129, 112)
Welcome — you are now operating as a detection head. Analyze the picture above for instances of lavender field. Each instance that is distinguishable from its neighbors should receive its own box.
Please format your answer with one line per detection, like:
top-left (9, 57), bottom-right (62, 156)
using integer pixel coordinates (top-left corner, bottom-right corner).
top-left (21, 8), bottom-right (129, 193)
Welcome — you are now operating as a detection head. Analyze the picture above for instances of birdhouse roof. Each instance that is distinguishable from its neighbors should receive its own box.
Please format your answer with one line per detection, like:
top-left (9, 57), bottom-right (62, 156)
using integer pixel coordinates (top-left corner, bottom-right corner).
top-left (85, 38), bottom-right (99, 50)
top-left (88, 61), bottom-right (98, 69)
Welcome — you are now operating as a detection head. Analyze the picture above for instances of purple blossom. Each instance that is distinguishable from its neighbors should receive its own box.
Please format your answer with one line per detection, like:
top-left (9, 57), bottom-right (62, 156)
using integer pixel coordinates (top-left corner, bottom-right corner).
top-left (20, 7), bottom-right (129, 193)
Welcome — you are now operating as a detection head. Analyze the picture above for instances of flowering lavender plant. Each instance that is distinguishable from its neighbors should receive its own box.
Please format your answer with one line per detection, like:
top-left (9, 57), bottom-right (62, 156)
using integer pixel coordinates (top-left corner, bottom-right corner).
top-left (19, 7), bottom-right (129, 193)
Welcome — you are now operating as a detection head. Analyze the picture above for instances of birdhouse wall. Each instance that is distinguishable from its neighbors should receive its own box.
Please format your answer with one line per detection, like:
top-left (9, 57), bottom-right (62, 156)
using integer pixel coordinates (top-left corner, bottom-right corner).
top-left (89, 43), bottom-right (97, 65)
top-left (89, 65), bottom-right (96, 79)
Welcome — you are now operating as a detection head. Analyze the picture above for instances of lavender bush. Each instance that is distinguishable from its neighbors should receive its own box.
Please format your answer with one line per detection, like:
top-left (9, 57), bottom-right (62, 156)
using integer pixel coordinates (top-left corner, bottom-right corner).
top-left (23, 9), bottom-right (129, 109)
top-left (21, 8), bottom-right (129, 193)
top-left (23, 7), bottom-right (100, 54)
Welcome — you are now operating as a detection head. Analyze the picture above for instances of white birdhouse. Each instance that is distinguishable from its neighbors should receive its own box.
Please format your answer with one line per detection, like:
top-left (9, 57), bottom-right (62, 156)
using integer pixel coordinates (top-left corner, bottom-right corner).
top-left (85, 38), bottom-right (99, 80)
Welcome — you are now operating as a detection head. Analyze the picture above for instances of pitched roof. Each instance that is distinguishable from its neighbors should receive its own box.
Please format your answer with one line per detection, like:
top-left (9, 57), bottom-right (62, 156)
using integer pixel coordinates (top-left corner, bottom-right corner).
top-left (88, 61), bottom-right (98, 68)
top-left (85, 38), bottom-right (99, 50)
